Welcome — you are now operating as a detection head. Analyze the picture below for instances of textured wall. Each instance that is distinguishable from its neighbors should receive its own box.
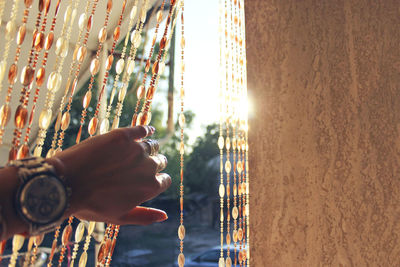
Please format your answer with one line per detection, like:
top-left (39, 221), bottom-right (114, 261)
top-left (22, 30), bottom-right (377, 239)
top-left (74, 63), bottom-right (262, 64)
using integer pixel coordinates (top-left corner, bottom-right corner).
top-left (246, 1), bottom-right (400, 266)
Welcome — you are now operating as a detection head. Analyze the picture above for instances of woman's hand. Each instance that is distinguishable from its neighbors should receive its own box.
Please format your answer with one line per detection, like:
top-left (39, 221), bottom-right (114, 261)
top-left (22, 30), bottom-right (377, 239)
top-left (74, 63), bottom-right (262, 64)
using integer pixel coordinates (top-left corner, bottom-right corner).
top-left (52, 125), bottom-right (171, 225)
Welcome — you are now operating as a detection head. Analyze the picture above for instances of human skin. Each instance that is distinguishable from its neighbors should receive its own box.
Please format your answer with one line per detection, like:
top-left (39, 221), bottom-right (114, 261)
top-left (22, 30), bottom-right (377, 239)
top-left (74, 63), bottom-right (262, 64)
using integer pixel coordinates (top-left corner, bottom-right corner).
top-left (0, 125), bottom-right (171, 240)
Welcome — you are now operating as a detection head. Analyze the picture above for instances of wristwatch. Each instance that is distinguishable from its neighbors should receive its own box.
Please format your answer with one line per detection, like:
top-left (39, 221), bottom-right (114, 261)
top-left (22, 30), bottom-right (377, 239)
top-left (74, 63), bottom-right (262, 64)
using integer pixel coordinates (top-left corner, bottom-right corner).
top-left (8, 157), bottom-right (71, 235)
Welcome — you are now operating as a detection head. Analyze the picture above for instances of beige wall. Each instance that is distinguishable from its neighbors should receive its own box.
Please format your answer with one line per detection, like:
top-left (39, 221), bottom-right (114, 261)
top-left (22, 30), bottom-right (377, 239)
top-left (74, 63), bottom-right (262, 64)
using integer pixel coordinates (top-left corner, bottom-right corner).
top-left (246, 1), bottom-right (400, 266)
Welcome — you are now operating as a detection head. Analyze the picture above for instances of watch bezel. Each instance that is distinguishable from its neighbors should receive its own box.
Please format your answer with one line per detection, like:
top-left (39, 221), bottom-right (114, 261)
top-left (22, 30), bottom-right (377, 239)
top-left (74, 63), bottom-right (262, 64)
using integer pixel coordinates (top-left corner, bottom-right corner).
top-left (15, 173), bottom-right (68, 227)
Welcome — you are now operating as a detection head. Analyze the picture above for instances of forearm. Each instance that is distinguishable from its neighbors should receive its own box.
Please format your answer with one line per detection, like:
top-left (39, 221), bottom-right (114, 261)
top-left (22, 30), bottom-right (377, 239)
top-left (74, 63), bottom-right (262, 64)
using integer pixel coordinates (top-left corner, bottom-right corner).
top-left (0, 166), bottom-right (28, 240)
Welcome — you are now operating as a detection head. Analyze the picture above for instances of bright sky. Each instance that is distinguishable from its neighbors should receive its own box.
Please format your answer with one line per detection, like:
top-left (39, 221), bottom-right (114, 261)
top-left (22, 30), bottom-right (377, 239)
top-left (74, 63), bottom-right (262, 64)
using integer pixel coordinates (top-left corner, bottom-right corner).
top-left (174, 0), bottom-right (220, 142)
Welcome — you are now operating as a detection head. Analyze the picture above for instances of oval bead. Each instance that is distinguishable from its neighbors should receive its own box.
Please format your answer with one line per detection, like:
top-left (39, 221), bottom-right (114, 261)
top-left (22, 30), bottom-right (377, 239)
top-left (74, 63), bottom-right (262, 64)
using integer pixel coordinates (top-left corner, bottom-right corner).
top-left (180, 142), bottom-right (184, 155)
top-left (90, 58), bottom-right (100, 76)
top-left (88, 221), bottom-right (96, 235)
top-left (36, 67), bottom-right (45, 86)
top-left (118, 84), bottom-right (127, 102)
top-left (179, 113), bottom-right (185, 128)
top-left (140, 8), bottom-right (147, 23)
top-left (219, 184), bottom-right (225, 198)
top-left (0, 104), bottom-right (11, 127)
top-left (16, 25), bottom-right (26, 45)
top-left (34, 234), bottom-right (45, 246)
top-left (238, 228), bottom-right (243, 241)
top-left (178, 225), bottom-right (185, 240)
top-left (88, 117), bottom-right (98, 136)
top-left (47, 71), bottom-right (62, 92)
top-left (225, 160), bottom-right (231, 173)
top-left (45, 32), bottom-right (54, 50)
top-left (55, 37), bottom-right (68, 58)
top-left (0, 60), bottom-right (7, 81)
top-left (218, 257), bottom-right (225, 267)
top-left (178, 253), bottom-right (185, 267)
top-left (8, 64), bottom-right (18, 84)
top-left (218, 136), bottom-right (224, 149)
top-left (146, 86), bottom-right (155, 100)
top-left (62, 225), bottom-right (72, 246)
top-left (64, 5), bottom-right (72, 23)
top-left (113, 26), bottom-right (120, 41)
top-left (98, 27), bottom-right (107, 43)
top-left (15, 105), bottom-right (28, 129)
top-left (76, 46), bottom-right (87, 63)
top-left (233, 230), bottom-right (238, 243)
top-left (25, 0), bottom-right (33, 8)
top-left (181, 37), bottom-right (186, 48)
top-left (99, 118), bottom-right (109, 135)
top-left (17, 144), bottom-right (29, 159)
top-left (136, 85), bottom-right (145, 99)
top-left (12, 235), bottom-right (25, 252)
top-left (105, 55), bottom-right (114, 71)
top-left (110, 116), bottom-right (119, 130)
top-left (152, 60), bottom-right (159, 75)
top-left (78, 13), bottom-right (87, 30)
top-left (55, 112), bottom-right (62, 131)
top-left (5, 21), bottom-right (16, 40)
top-left (226, 257), bottom-right (232, 267)
top-left (126, 58), bottom-right (135, 74)
top-left (160, 36), bottom-right (167, 50)
top-left (38, 109), bottom-right (52, 130)
top-left (33, 146), bottom-right (42, 157)
top-left (130, 6), bottom-right (137, 19)
top-left (33, 31), bottom-right (44, 51)
top-left (83, 91), bottom-right (92, 109)
top-left (156, 10), bottom-right (163, 23)
top-left (97, 243), bottom-right (106, 263)
top-left (87, 15), bottom-right (93, 31)
top-left (61, 112), bottom-right (71, 131)
top-left (115, 58), bottom-right (125, 74)
top-left (79, 251), bottom-right (88, 267)
top-left (75, 222), bottom-right (85, 242)
top-left (133, 33), bottom-right (141, 48)
top-left (232, 206), bottom-right (239, 219)
top-left (225, 137), bottom-right (231, 150)
top-left (20, 65), bottom-right (34, 86)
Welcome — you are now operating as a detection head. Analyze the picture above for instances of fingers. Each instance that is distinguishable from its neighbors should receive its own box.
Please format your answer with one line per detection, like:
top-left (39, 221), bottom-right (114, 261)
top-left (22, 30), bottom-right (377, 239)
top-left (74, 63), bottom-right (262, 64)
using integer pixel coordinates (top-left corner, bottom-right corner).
top-left (120, 125), bottom-right (155, 141)
top-left (118, 206), bottom-right (168, 225)
top-left (150, 154), bottom-right (168, 173)
top-left (140, 139), bottom-right (160, 156)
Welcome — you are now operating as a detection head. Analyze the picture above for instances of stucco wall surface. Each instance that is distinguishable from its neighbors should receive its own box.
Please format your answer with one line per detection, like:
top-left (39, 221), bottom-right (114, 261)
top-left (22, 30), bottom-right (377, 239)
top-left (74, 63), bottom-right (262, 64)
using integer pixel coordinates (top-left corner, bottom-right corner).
top-left (246, 1), bottom-right (400, 266)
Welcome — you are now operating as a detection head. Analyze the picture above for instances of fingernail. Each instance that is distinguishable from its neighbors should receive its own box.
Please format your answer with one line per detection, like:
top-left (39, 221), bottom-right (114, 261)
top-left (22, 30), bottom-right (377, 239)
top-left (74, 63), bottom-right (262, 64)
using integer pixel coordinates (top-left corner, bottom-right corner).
top-left (156, 212), bottom-right (168, 222)
top-left (149, 126), bottom-right (156, 134)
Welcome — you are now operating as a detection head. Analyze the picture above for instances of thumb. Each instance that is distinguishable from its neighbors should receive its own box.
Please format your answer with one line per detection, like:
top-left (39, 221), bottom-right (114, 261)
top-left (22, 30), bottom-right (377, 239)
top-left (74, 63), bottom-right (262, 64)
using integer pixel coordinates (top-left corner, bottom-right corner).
top-left (118, 206), bottom-right (168, 225)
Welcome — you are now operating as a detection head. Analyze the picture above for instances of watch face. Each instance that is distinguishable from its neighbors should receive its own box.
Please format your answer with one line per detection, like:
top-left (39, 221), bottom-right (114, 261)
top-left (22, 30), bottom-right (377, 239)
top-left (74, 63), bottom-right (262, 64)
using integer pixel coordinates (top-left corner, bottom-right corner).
top-left (18, 175), bottom-right (67, 224)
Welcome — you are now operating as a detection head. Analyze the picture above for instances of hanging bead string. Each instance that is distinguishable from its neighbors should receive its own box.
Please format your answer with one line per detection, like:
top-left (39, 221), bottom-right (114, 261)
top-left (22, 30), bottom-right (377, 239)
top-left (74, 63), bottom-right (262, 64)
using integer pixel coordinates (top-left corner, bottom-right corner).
top-left (86, 0), bottom-right (127, 138)
top-left (11, 0), bottom-right (53, 161)
top-left (239, 0), bottom-right (250, 264)
top-left (75, 0), bottom-right (113, 144)
top-left (130, 0), bottom-right (166, 126)
top-left (218, 0), bottom-right (225, 265)
top-left (0, 0), bottom-right (21, 98)
top-left (177, 2), bottom-right (185, 267)
top-left (20, 0), bottom-right (62, 162)
top-left (6, 1), bottom-right (36, 264)
top-left (0, 0), bottom-right (33, 148)
top-left (69, 221), bottom-right (86, 267)
top-left (103, 2), bottom-right (181, 264)
top-left (33, 0), bottom-right (80, 159)
top-left (133, 0), bottom-right (177, 127)
top-left (50, 0), bottom-right (96, 153)
top-left (29, 234), bottom-right (45, 266)
top-left (100, 1), bottom-right (139, 134)
top-left (78, 221), bottom-right (96, 267)
top-left (22, 235), bottom-right (34, 267)
top-left (112, 0), bottom-right (148, 129)
top-left (97, 224), bottom-right (114, 267)
top-left (47, 0), bottom-right (93, 156)
top-left (55, 217), bottom-right (74, 266)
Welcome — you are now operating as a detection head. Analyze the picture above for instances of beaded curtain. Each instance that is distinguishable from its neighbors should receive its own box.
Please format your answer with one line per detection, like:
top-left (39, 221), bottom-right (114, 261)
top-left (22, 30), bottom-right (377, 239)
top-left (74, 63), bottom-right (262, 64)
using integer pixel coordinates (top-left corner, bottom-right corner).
top-left (0, 0), bottom-right (250, 266)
